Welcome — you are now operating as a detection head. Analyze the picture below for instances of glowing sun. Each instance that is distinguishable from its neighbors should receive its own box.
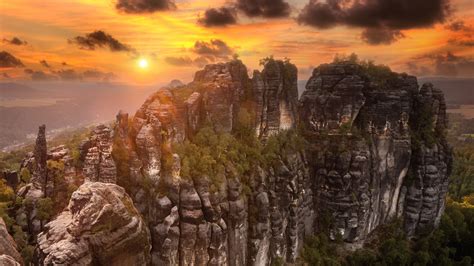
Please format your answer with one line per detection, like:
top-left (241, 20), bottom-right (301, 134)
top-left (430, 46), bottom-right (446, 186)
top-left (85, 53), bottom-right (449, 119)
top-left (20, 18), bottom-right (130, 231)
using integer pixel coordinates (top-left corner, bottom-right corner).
top-left (138, 58), bottom-right (149, 69)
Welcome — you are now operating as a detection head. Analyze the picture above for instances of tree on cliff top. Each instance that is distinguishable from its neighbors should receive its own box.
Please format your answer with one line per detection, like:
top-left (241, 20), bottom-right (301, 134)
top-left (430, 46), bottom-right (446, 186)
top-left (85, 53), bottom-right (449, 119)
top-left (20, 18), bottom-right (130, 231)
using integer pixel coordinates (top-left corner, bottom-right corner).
top-left (333, 53), bottom-right (395, 85)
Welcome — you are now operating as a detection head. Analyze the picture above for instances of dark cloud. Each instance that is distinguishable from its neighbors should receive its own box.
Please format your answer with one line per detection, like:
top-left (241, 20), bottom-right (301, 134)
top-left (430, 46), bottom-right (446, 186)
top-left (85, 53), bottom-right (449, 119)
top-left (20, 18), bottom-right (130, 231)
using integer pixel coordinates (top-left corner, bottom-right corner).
top-left (53, 69), bottom-right (83, 81)
top-left (165, 56), bottom-right (213, 67)
top-left (198, 0), bottom-right (291, 28)
top-left (297, 0), bottom-right (451, 45)
top-left (361, 27), bottom-right (405, 45)
top-left (69, 30), bottom-right (134, 53)
top-left (24, 69), bottom-right (57, 81)
top-left (445, 20), bottom-right (474, 47)
top-left (406, 62), bottom-right (432, 76)
top-left (32, 72), bottom-right (56, 81)
top-left (165, 39), bottom-right (235, 67)
top-left (413, 51), bottom-right (474, 77)
top-left (62, 62), bottom-right (68, 66)
top-left (0, 51), bottom-right (25, 68)
top-left (116, 0), bottom-right (176, 13)
top-left (2, 73), bottom-right (11, 79)
top-left (2, 37), bottom-right (27, 46)
top-left (236, 0), bottom-right (291, 18)
top-left (23, 68), bottom-right (117, 81)
top-left (198, 7), bottom-right (237, 27)
top-left (449, 39), bottom-right (474, 47)
top-left (193, 56), bottom-right (212, 67)
top-left (165, 56), bottom-right (194, 66)
top-left (192, 39), bottom-right (234, 59)
top-left (40, 60), bottom-right (51, 68)
top-left (83, 70), bottom-right (117, 81)
top-left (445, 20), bottom-right (470, 31)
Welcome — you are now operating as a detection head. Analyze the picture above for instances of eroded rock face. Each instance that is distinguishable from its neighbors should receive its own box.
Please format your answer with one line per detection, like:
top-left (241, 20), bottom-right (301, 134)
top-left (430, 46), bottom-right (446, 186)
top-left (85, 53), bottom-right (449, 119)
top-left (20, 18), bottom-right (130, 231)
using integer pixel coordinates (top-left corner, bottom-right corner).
top-left (16, 126), bottom-right (77, 239)
top-left (247, 153), bottom-right (314, 264)
top-left (36, 182), bottom-right (151, 265)
top-left (193, 60), bottom-right (250, 133)
top-left (0, 218), bottom-right (22, 265)
top-left (403, 83), bottom-right (452, 235)
top-left (81, 124), bottom-right (117, 183)
top-left (253, 59), bottom-right (299, 139)
top-left (299, 62), bottom-right (451, 242)
top-left (21, 125), bottom-right (48, 200)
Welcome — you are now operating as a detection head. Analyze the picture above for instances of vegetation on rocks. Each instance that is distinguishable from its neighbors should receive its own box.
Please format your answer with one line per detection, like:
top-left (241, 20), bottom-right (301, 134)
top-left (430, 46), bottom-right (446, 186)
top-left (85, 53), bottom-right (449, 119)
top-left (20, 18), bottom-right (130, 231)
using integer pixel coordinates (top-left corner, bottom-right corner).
top-left (175, 106), bottom-right (306, 191)
top-left (333, 53), bottom-right (396, 86)
top-left (300, 197), bottom-right (474, 266)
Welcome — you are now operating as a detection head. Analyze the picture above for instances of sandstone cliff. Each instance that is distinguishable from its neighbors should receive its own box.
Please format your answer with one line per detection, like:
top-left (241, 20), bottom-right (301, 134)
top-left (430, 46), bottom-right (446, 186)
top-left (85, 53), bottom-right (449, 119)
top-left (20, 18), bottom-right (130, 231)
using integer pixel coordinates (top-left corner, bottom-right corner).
top-left (36, 182), bottom-right (151, 265)
top-left (24, 59), bottom-right (451, 265)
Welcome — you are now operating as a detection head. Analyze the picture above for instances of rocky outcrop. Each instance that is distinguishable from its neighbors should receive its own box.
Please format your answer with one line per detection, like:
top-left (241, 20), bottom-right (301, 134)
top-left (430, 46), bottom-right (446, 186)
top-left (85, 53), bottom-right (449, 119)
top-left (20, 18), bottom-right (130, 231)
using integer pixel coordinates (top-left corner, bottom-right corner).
top-left (0, 218), bottom-right (22, 265)
top-left (48, 145), bottom-right (76, 185)
top-left (81, 124), bottom-right (117, 183)
top-left (299, 62), bottom-right (451, 242)
top-left (253, 59), bottom-right (299, 139)
top-left (403, 83), bottom-right (452, 235)
top-left (0, 171), bottom-right (18, 191)
top-left (16, 127), bottom-right (79, 239)
top-left (36, 182), bottom-right (151, 265)
top-left (22, 125), bottom-right (48, 200)
top-left (192, 60), bottom-right (250, 133)
top-left (0, 255), bottom-right (20, 266)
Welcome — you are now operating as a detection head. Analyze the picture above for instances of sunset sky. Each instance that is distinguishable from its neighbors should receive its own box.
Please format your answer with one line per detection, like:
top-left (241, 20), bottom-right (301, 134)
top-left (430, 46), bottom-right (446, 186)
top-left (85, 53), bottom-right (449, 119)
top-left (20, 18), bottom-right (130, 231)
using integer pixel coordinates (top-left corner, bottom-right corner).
top-left (0, 0), bottom-right (473, 84)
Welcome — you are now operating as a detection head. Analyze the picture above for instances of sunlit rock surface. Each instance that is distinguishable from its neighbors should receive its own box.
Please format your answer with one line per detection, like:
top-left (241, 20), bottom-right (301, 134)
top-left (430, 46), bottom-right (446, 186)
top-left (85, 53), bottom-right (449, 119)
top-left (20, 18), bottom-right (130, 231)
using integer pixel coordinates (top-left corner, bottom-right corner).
top-left (81, 124), bottom-right (117, 183)
top-left (36, 182), bottom-right (151, 265)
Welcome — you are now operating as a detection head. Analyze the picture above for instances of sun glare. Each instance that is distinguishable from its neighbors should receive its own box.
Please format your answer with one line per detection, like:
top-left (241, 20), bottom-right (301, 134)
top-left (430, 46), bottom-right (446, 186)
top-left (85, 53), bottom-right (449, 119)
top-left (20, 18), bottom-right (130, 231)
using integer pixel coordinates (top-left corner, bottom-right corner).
top-left (138, 58), bottom-right (149, 69)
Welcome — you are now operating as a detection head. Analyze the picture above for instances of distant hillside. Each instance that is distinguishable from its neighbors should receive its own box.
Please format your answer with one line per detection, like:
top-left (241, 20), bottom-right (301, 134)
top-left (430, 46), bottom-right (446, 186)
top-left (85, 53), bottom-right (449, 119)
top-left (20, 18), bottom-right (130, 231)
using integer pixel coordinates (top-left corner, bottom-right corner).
top-left (0, 82), bottom-right (43, 99)
top-left (0, 82), bottom-right (159, 149)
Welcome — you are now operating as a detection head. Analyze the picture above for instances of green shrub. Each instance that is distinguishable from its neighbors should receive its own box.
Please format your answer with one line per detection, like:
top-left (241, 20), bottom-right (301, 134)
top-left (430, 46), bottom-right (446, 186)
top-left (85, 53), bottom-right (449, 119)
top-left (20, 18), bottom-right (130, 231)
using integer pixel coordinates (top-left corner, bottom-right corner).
top-left (333, 53), bottom-right (395, 86)
top-left (21, 245), bottom-right (35, 265)
top-left (19, 168), bottom-right (31, 183)
top-left (36, 197), bottom-right (54, 221)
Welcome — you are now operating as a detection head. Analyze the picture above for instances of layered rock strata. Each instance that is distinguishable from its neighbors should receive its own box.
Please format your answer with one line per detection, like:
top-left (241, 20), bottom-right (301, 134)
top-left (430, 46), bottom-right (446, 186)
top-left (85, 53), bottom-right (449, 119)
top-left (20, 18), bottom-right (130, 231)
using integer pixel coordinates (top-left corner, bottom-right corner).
top-left (299, 63), bottom-right (451, 242)
top-left (81, 124), bottom-right (117, 183)
top-left (253, 59), bottom-right (299, 139)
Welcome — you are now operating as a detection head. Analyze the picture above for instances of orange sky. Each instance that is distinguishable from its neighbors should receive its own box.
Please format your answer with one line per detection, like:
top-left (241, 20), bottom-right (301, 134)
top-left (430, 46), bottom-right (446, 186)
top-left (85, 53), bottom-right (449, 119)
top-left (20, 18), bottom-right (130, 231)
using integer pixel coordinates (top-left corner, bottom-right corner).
top-left (0, 0), bottom-right (473, 84)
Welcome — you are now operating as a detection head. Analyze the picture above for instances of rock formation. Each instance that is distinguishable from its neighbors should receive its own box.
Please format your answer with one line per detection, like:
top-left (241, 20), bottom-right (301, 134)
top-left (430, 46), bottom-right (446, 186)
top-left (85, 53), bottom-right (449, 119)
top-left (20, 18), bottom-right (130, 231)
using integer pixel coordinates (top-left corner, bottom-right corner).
top-left (253, 59), bottom-right (299, 139)
top-left (299, 63), bottom-right (451, 241)
top-left (16, 127), bottom-right (79, 240)
top-left (81, 124), bottom-right (117, 183)
top-left (21, 59), bottom-right (451, 265)
top-left (0, 218), bottom-right (22, 265)
top-left (36, 182), bottom-right (151, 265)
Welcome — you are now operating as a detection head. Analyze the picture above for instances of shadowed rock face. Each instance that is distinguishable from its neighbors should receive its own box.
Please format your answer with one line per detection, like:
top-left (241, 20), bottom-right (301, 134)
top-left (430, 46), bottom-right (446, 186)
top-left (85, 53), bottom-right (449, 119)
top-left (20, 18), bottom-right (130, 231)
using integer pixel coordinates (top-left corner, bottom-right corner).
top-left (0, 218), bottom-right (22, 265)
top-left (29, 60), bottom-right (451, 265)
top-left (193, 60), bottom-right (250, 133)
top-left (403, 83), bottom-right (452, 235)
top-left (36, 182), bottom-right (151, 265)
top-left (299, 63), bottom-right (451, 242)
top-left (253, 59), bottom-right (299, 139)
